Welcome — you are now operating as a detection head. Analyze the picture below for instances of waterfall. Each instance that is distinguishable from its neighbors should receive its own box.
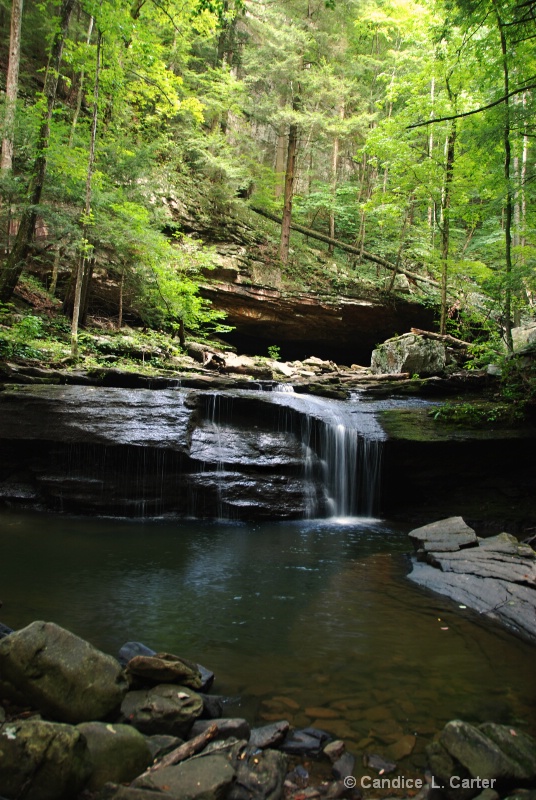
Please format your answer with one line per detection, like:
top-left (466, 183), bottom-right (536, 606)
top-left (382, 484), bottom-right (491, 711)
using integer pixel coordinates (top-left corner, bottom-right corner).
top-left (191, 389), bottom-right (384, 522)
top-left (296, 395), bottom-right (383, 520)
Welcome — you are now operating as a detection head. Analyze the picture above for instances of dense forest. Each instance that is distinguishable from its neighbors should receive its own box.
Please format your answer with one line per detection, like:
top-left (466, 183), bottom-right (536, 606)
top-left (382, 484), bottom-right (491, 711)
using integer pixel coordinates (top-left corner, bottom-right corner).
top-left (0, 0), bottom-right (534, 360)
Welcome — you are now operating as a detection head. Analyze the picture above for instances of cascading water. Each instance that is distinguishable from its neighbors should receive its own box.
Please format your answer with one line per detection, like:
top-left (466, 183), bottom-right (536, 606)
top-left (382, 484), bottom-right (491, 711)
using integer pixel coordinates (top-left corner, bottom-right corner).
top-left (293, 393), bottom-right (384, 520)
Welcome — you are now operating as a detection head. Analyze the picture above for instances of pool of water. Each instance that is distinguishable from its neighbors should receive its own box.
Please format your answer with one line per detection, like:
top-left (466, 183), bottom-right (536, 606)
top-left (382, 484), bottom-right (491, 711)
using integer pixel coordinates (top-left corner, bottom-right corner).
top-left (1, 510), bottom-right (534, 776)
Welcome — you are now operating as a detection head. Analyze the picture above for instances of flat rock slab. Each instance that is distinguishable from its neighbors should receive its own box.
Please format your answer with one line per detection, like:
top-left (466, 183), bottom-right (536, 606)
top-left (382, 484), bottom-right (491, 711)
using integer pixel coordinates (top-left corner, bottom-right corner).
top-left (408, 516), bottom-right (478, 552)
top-left (408, 525), bottom-right (536, 643)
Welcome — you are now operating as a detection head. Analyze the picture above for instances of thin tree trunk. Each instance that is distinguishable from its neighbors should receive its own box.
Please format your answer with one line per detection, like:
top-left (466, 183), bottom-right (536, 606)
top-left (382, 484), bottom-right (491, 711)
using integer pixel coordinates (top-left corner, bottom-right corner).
top-left (0, 0), bottom-right (75, 303)
top-left (71, 30), bottom-right (101, 356)
top-left (1, 0), bottom-right (24, 173)
top-left (427, 77), bottom-right (435, 230)
top-left (69, 16), bottom-right (94, 147)
top-left (279, 107), bottom-right (299, 264)
top-left (118, 269), bottom-right (124, 329)
top-left (328, 104), bottom-right (344, 254)
top-left (49, 243), bottom-right (61, 295)
top-left (439, 121), bottom-right (457, 335)
top-left (274, 129), bottom-right (286, 199)
top-left (493, 1), bottom-right (514, 352)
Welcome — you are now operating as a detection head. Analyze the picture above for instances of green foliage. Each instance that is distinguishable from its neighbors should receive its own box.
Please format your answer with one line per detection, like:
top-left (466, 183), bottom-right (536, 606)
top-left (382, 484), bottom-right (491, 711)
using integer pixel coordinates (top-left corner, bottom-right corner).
top-left (429, 400), bottom-right (525, 427)
top-left (267, 344), bottom-right (281, 360)
top-left (0, 311), bottom-right (46, 359)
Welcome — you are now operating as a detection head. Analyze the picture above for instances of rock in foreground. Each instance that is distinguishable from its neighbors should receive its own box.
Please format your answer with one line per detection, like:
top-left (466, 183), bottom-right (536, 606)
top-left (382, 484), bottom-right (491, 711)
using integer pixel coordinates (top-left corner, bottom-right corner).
top-left (0, 620), bottom-right (128, 723)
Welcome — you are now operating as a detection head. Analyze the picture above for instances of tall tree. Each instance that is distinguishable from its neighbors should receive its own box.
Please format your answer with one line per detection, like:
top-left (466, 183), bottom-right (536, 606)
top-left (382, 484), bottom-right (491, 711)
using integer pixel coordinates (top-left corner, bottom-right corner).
top-left (0, 0), bottom-right (75, 302)
top-left (1, 0), bottom-right (24, 173)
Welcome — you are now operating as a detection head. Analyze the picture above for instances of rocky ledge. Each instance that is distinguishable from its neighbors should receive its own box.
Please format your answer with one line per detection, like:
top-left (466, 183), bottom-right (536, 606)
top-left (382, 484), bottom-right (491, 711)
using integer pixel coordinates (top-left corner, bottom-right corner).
top-left (1, 619), bottom-right (535, 800)
top-left (407, 517), bottom-right (536, 643)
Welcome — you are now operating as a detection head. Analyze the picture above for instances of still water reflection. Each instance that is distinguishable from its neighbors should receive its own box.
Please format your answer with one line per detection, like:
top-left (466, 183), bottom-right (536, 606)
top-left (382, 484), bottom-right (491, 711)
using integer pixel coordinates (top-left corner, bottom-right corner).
top-left (1, 511), bottom-right (534, 769)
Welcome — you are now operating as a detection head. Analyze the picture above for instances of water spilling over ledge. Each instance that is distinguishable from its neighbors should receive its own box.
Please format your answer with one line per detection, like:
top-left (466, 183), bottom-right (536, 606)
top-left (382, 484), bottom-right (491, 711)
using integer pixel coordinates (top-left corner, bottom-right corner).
top-left (0, 384), bottom-right (385, 520)
top-left (0, 384), bottom-right (533, 529)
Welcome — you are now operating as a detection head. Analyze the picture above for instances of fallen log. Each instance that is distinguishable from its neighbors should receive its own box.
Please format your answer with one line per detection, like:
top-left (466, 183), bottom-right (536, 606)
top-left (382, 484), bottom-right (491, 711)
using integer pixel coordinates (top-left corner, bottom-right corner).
top-left (250, 206), bottom-right (439, 288)
top-left (410, 328), bottom-right (470, 348)
top-left (138, 722), bottom-right (218, 778)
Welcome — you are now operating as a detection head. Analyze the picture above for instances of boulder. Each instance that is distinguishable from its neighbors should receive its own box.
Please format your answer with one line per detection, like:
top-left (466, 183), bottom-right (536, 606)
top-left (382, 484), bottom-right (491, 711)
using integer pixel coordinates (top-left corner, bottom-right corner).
top-left (119, 643), bottom-right (214, 692)
top-left (77, 721), bottom-right (153, 791)
top-left (228, 748), bottom-right (288, 800)
top-left (132, 752), bottom-right (236, 799)
top-left (408, 517), bottom-right (478, 553)
top-left (512, 322), bottom-right (536, 351)
top-left (120, 684), bottom-right (203, 737)
top-left (0, 717), bottom-right (91, 800)
top-left (371, 333), bottom-right (449, 376)
top-left (126, 653), bottom-right (203, 690)
top-left (0, 621), bottom-right (128, 723)
top-left (408, 527), bottom-right (536, 642)
top-left (427, 720), bottom-right (536, 797)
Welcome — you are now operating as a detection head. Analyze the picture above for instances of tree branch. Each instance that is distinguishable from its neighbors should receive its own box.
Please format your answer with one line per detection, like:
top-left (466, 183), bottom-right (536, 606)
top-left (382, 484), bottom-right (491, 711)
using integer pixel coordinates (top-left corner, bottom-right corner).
top-left (407, 83), bottom-right (536, 129)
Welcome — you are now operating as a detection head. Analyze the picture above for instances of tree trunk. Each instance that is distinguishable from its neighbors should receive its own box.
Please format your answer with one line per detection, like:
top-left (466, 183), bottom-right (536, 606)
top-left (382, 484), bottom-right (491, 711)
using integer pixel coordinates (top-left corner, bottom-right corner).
top-left (493, 0), bottom-right (513, 352)
top-left (0, 0), bottom-right (75, 303)
top-left (118, 269), bottom-right (124, 329)
top-left (328, 104), bottom-right (344, 254)
top-left (1, 0), bottom-right (24, 173)
top-left (439, 121), bottom-right (457, 335)
top-left (252, 206), bottom-right (439, 287)
top-left (69, 16), bottom-right (95, 147)
top-left (71, 30), bottom-right (101, 357)
top-left (279, 114), bottom-right (299, 264)
top-left (49, 243), bottom-right (61, 295)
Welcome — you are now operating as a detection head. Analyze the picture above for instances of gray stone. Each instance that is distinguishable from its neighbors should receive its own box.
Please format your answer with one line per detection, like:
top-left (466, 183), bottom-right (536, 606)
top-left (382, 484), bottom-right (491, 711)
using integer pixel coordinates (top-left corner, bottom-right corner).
top-left (0, 717), bottom-right (91, 800)
top-left (228, 748), bottom-right (288, 800)
top-left (280, 727), bottom-right (331, 756)
top-left (77, 721), bottom-right (153, 791)
top-left (121, 684), bottom-right (203, 737)
top-left (0, 621), bottom-right (128, 723)
top-left (408, 527), bottom-right (536, 643)
top-left (512, 323), bottom-right (536, 351)
top-left (408, 517), bottom-right (478, 552)
top-left (332, 752), bottom-right (355, 781)
top-left (189, 717), bottom-right (251, 742)
top-left (323, 739), bottom-right (346, 763)
top-left (249, 720), bottom-right (290, 750)
top-left (371, 333), bottom-right (449, 376)
top-left (133, 752), bottom-right (236, 799)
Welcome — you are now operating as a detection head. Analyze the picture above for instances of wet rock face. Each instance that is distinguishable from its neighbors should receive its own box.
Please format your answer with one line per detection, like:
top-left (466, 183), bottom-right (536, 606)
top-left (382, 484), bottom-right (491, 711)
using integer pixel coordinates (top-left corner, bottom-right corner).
top-left (0, 386), bottom-right (324, 520)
